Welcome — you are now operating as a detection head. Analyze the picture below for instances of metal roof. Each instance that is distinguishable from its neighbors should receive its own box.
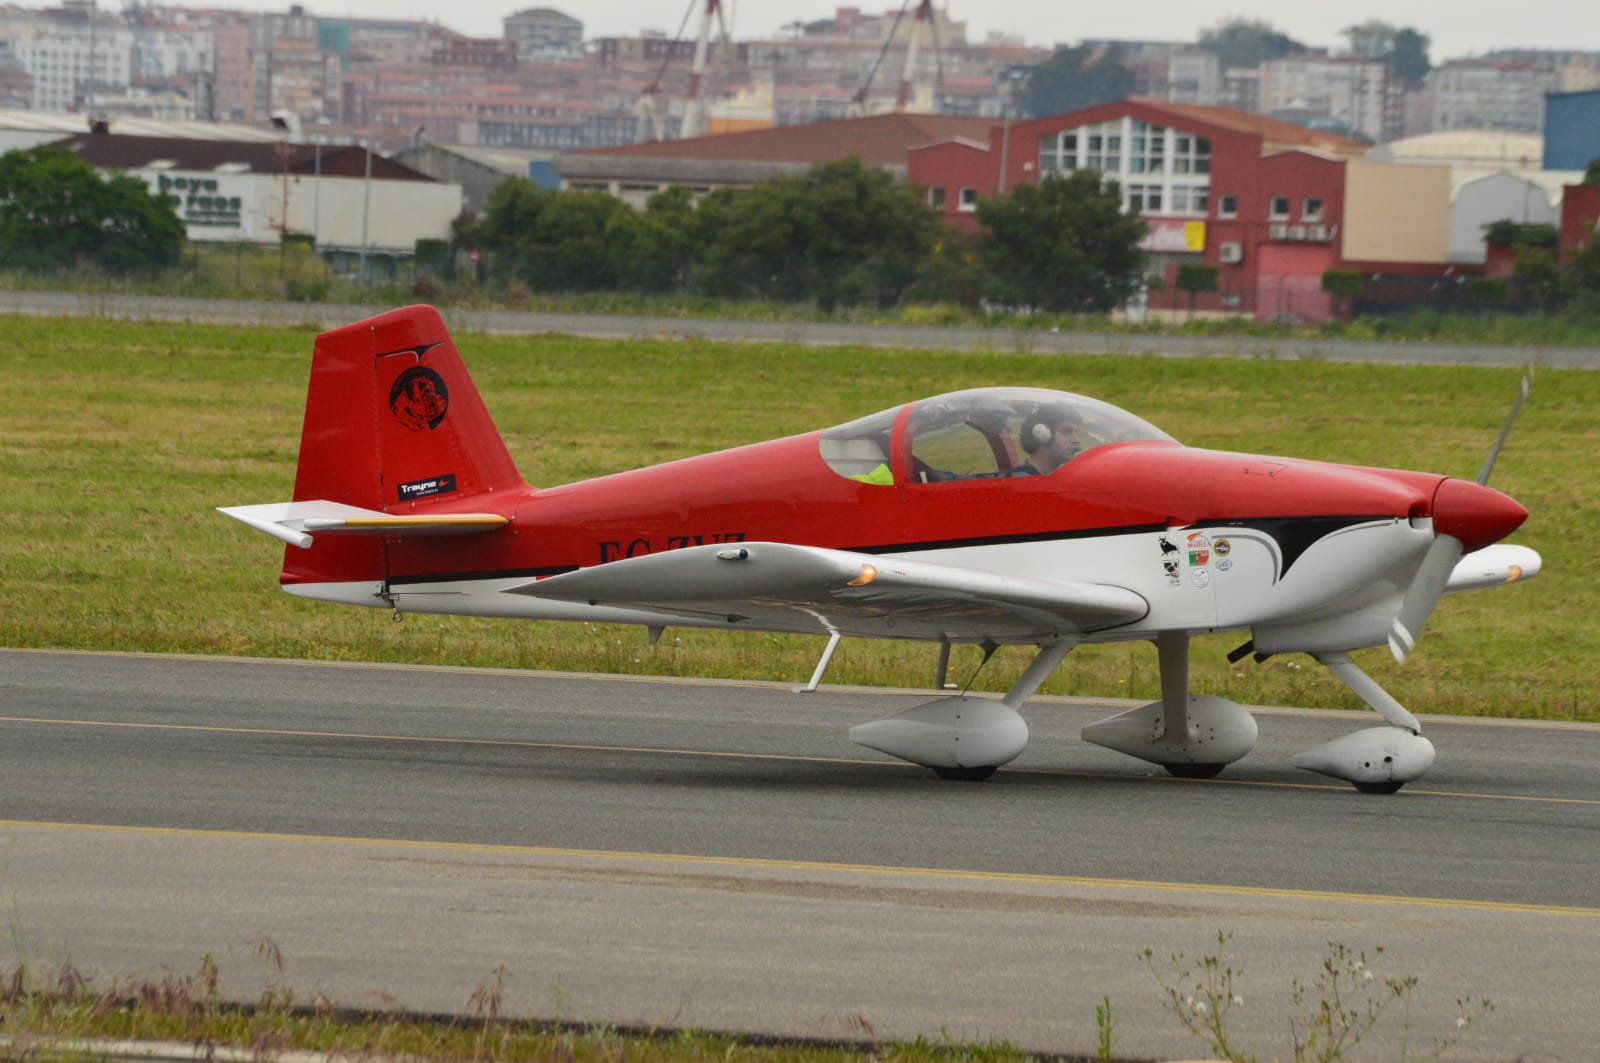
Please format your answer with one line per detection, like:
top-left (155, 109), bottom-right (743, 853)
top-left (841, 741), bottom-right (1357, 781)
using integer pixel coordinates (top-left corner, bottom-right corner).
top-left (568, 112), bottom-right (1002, 168)
top-left (53, 133), bottom-right (439, 181)
top-left (0, 109), bottom-right (282, 141)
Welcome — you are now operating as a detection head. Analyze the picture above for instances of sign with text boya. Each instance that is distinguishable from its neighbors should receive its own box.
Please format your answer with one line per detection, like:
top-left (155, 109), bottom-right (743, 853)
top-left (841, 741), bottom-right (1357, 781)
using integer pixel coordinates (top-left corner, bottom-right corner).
top-left (146, 171), bottom-right (254, 237)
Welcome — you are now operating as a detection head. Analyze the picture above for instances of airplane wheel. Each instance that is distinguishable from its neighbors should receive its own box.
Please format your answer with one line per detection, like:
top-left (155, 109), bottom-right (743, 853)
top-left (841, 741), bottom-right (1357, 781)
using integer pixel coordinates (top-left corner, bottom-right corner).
top-left (933, 765), bottom-right (998, 782)
top-left (1164, 762), bottom-right (1226, 779)
top-left (1353, 780), bottom-right (1405, 795)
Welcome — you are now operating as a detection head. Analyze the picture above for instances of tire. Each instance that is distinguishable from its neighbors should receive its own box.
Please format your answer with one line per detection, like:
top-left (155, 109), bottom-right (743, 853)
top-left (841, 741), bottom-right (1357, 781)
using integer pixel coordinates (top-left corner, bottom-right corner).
top-left (933, 765), bottom-right (999, 782)
top-left (1164, 762), bottom-right (1227, 779)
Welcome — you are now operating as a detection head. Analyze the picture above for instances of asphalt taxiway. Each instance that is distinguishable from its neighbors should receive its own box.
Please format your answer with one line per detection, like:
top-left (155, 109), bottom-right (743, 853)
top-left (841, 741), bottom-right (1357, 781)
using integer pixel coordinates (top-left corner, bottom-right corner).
top-left (3, 649), bottom-right (1596, 1059)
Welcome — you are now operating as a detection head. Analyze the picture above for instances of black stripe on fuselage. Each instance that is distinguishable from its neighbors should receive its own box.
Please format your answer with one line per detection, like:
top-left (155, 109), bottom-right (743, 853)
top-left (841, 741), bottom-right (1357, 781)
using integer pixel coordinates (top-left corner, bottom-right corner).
top-left (381, 515), bottom-right (1388, 588)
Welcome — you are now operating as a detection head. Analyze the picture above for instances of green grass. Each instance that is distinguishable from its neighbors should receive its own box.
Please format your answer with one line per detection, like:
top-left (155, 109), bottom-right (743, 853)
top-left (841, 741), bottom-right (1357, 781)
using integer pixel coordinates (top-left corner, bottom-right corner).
top-left (0, 313), bottom-right (1593, 720)
top-left (0, 954), bottom-right (1037, 1063)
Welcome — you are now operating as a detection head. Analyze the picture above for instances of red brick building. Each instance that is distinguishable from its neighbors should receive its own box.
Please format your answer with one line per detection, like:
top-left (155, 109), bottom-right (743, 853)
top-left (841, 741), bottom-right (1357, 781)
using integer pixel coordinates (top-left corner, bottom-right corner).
top-left (1560, 182), bottom-right (1600, 261)
top-left (907, 100), bottom-right (1373, 320)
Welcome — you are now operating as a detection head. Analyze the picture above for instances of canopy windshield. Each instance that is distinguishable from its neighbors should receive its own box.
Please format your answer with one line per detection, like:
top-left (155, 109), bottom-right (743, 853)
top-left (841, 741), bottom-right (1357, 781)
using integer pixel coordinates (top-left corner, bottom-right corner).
top-left (818, 387), bottom-right (1175, 484)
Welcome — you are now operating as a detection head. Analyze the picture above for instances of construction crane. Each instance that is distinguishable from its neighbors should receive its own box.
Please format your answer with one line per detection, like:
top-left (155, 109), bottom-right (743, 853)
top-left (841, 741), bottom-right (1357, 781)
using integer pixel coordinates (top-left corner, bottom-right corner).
top-left (849, 0), bottom-right (944, 117)
top-left (635, 0), bottom-right (730, 142)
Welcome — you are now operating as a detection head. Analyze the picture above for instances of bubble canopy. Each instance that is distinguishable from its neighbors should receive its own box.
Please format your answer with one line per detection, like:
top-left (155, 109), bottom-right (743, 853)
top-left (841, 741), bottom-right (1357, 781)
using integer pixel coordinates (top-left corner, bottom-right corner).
top-left (818, 387), bottom-right (1177, 483)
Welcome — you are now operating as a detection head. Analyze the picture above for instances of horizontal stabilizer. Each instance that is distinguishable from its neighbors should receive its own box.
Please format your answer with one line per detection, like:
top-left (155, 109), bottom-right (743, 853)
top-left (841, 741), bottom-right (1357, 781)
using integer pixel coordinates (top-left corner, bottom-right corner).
top-left (218, 501), bottom-right (507, 550)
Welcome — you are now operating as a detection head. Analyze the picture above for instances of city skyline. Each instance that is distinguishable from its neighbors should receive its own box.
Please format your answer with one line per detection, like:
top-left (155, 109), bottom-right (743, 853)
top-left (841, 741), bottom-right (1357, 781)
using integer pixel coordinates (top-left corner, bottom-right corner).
top-left (5, 0), bottom-right (1598, 62)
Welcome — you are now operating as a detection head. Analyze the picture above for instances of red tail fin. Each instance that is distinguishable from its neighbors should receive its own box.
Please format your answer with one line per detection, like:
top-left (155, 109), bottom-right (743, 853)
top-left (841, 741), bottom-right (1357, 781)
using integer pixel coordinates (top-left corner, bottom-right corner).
top-left (293, 304), bottom-right (521, 508)
top-left (284, 305), bottom-right (525, 584)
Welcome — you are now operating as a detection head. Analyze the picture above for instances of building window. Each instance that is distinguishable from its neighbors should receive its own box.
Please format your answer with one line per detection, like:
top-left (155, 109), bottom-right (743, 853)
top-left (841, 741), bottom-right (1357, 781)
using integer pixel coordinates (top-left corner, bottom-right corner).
top-left (1172, 134), bottom-right (1211, 175)
top-left (1039, 131), bottom-right (1077, 173)
top-left (1083, 123), bottom-right (1121, 172)
top-left (1170, 185), bottom-right (1208, 215)
top-left (1129, 121), bottom-right (1166, 175)
top-left (1303, 196), bottom-right (1324, 222)
top-left (1127, 183), bottom-right (1163, 212)
top-left (1217, 194), bottom-right (1237, 218)
top-left (1269, 195), bottom-right (1290, 220)
top-left (958, 187), bottom-right (978, 212)
top-left (928, 186), bottom-right (946, 210)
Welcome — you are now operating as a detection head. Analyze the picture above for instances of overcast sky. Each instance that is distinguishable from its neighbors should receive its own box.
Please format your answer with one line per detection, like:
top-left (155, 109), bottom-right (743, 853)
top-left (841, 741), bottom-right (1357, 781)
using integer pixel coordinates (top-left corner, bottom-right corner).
top-left (357, 1), bottom-right (1592, 60)
top-left (17, 1), bottom-right (1597, 61)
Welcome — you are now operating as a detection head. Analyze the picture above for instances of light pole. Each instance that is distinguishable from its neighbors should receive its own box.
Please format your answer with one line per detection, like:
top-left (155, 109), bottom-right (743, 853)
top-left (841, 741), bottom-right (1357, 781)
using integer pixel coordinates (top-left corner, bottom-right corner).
top-left (358, 137), bottom-right (372, 284)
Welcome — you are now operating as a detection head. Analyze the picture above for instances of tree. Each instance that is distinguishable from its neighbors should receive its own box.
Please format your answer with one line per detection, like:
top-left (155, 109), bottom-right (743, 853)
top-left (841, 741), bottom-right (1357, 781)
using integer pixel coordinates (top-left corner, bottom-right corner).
top-left (1016, 44), bottom-right (1136, 119)
top-left (1512, 246), bottom-right (1570, 315)
top-left (1389, 28), bottom-right (1432, 88)
top-left (690, 157), bottom-right (940, 310)
top-left (1340, 22), bottom-right (1431, 88)
top-left (1582, 158), bottom-right (1600, 186)
top-left (1320, 269), bottom-right (1362, 321)
top-left (1341, 20), bottom-right (1397, 60)
top-left (605, 185), bottom-right (695, 292)
top-left (902, 228), bottom-right (985, 309)
top-left (1175, 263), bottom-right (1218, 319)
top-left (1570, 238), bottom-right (1600, 304)
top-left (1483, 220), bottom-right (1558, 249)
top-left (976, 170), bottom-right (1147, 313)
top-left (0, 145), bottom-right (184, 274)
top-left (473, 179), bottom-right (629, 292)
top-left (1197, 18), bottom-right (1302, 70)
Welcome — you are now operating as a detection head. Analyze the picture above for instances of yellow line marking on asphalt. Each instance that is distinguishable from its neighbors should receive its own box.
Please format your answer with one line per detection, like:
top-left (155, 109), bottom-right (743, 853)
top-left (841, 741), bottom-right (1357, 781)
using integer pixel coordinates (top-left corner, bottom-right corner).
top-left (5, 713), bottom-right (1599, 806)
top-left (2, 819), bottom-right (1596, 919)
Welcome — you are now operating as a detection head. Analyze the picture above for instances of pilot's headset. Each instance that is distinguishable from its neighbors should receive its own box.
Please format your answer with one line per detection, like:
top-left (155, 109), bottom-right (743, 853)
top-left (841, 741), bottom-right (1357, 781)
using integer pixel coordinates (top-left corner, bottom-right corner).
top-left (1020, 403), bottom-right (1078, 454)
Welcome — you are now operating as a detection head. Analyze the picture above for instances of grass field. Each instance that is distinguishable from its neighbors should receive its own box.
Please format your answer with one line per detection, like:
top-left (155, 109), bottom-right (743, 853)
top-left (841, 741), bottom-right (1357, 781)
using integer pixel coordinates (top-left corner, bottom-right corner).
top-left (1, 312), bottom-right (1594, 721)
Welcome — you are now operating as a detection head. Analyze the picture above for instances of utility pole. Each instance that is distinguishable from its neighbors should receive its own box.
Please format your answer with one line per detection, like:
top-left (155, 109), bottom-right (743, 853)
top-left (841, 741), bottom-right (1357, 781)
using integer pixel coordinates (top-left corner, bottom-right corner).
top-left (86, 0), bottom-right (97, 122)
top-left (358, 139), bottom-right (373, 284)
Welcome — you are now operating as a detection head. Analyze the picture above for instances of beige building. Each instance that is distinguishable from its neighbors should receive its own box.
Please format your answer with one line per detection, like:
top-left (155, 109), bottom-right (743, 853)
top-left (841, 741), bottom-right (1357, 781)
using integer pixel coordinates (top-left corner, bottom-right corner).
top-left (1342, 159), bottom-right (1452, 263)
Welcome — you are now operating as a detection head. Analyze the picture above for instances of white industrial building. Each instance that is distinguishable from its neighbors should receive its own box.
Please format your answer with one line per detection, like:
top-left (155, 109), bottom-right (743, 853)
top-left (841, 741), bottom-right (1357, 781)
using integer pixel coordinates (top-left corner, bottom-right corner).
top-left (54, 132), bottom-right (463, 253)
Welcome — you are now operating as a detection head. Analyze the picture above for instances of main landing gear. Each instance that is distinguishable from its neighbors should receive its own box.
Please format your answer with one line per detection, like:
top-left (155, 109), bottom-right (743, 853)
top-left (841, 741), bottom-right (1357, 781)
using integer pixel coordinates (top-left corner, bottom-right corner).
top-left (842, 632), bottom-right (1434, 794)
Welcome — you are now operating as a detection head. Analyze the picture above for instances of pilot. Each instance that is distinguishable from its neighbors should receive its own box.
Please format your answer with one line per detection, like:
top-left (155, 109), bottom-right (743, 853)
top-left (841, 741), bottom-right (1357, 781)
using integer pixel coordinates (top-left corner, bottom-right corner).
top-left (1013, 403), bottom-right (1083, 475)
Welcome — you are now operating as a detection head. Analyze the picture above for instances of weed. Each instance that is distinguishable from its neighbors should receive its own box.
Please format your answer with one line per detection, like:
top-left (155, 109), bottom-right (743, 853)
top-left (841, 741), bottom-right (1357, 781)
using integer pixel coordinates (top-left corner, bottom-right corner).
top-left (1142, 931), bottom-right (1492, 1063)
top-left (1093, 995), bottom-right (1113, 1062)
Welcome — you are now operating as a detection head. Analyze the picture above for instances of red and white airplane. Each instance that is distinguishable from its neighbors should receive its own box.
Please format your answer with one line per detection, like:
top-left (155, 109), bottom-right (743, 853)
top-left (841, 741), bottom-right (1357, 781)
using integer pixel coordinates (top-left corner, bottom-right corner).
top-left (222, 305), bottom-right (1540, 793)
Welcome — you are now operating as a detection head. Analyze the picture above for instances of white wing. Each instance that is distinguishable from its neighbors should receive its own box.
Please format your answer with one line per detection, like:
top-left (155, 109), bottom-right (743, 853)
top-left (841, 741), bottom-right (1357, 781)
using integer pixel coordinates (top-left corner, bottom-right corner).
top-left (509, 541), bottom-right (1147, 643)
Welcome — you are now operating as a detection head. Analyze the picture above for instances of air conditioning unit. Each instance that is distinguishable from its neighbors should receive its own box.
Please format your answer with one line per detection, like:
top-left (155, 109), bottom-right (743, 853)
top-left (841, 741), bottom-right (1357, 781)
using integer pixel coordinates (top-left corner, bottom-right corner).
top-left (1306, 224), bottom-right (1328, 241)
top-left (1218, 241), bottom-right (1244, 264)
top-left (1289, 224), bottom-right (1307, 240)
top-left (1268, 223), bottom-right (1289, 239)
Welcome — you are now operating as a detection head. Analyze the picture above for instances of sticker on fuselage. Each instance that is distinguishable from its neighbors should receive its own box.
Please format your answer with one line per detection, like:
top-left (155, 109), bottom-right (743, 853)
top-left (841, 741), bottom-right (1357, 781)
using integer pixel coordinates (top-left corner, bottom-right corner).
top-left (1162, 559), bottom-right (1181, 585)
top-left (398, 473), bottom-right (458, 501)
top-left (1191, 568), bottom-right (1211, 588)
top-left (1186, 532), bottom-right (1211, 566)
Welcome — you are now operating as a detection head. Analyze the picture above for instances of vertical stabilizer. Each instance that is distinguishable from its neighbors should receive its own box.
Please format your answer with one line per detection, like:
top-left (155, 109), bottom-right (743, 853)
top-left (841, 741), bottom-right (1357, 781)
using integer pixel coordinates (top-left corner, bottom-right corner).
top-left (293, 304), bottom-right (521, 509)
top-left (282, 305), bottom-right (525, 585)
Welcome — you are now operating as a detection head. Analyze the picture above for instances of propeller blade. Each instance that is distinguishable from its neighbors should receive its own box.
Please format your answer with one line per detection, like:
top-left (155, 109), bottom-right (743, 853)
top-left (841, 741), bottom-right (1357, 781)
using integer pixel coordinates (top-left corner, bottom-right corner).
top-left (1389, 534), bottom-right (1464, 663)
top-left (1477, 367), bottom-right (1533, 486)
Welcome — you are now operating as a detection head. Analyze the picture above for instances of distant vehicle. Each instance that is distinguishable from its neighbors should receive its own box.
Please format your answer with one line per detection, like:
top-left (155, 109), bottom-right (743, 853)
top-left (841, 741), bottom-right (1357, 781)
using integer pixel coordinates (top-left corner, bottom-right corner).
top-left (223, 306), bottom-right (1539, 793)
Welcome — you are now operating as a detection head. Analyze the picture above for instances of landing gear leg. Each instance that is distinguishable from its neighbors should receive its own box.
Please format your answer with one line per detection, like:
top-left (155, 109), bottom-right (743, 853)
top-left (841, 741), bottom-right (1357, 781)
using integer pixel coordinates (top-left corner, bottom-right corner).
top-left (848, 638), bottom-right (1079, 779)
top-left (1081, 632), bottom-right (1258, 774)
top-left (1291, 654), bottom-right (1435, 793)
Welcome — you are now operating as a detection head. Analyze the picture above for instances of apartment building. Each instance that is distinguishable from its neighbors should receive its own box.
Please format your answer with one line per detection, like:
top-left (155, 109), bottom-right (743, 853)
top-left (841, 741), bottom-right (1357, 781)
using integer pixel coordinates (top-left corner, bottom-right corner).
top-left (1427, 59), bottom-right (1558, 133)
